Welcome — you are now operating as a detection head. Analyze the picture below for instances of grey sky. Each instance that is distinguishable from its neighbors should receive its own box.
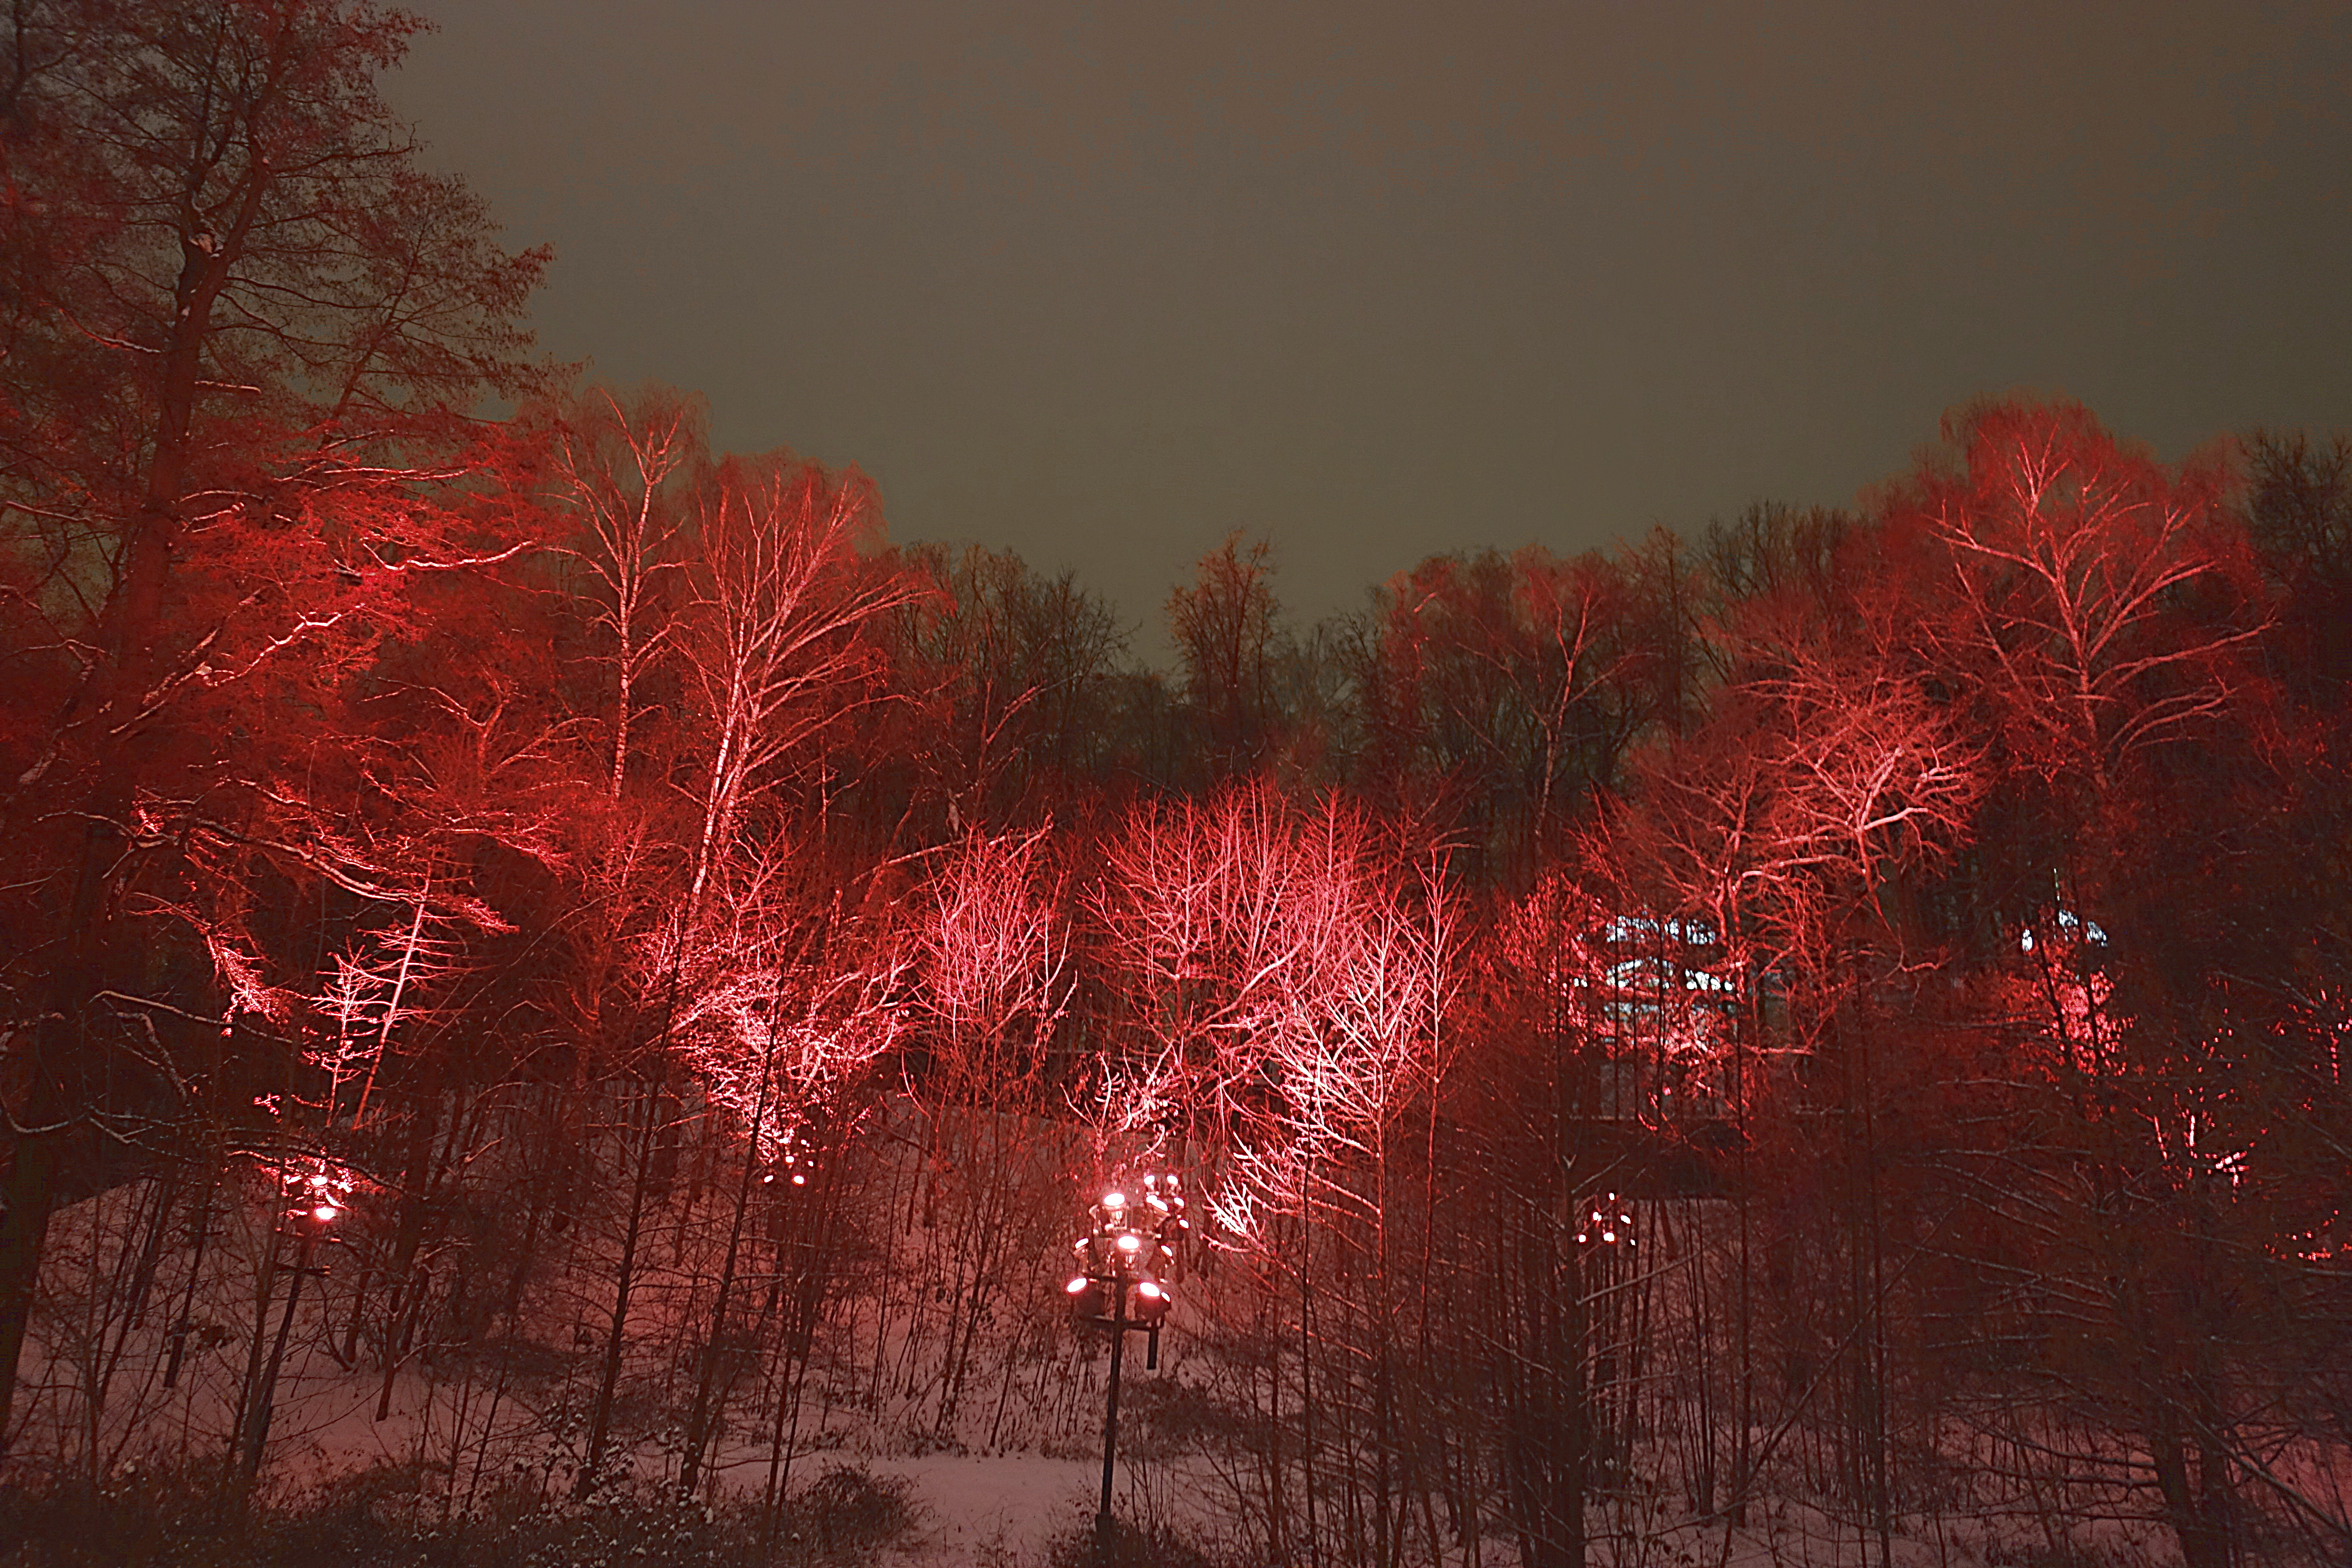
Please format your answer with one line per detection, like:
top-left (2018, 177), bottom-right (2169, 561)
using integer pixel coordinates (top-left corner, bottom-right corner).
top-left (390, 0), bottom-right (2352, 662)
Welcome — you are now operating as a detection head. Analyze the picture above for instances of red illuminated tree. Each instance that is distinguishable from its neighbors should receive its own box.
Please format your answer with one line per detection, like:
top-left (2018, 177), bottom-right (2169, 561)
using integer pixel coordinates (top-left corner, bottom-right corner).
top-left (1913, 404), bottom-right (2258, 791)
top-left (559, 447), bottom-right (920, 1495)
top-left (674, 454), bottom-right (917, 908)
top-left (916, 826), bottom-right (1069, 1100)
top-left (1088, 781), bottom-right (1458, 1215)
top-left (0, 0), bottom-right (550, 1439)
top-left (1087, 780), bottom-right (1464, 1559)
top-left (0, 0), bottom-right (547, 699)
top-left (887, 826), bottom-right (1075, 1432)
top-left (666, 849), bottom-right (910, 1496)
top-left (1841, 402), bottom-right (2311, 1567)
top-left (1542, 498), bottom-right (1993, 1555)
top-left (2245, 431), bottom-right (2352, 699)
top-left (541, 386), bottom-right (704, 801)
top-left (1090, 782), bottom-right (1315, 1160)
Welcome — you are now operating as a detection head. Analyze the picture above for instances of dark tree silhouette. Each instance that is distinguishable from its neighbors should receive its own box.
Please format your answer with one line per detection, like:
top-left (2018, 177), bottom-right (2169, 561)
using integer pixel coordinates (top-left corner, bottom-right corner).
top-left (1168, 533), bottom-right (1287, 783)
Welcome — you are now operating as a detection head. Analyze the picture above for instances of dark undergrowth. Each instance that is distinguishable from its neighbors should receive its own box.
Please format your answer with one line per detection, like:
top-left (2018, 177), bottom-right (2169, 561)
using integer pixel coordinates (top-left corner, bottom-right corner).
top-left (0, 1461), bottom-right (916, 1568)
top-left (1037, 1516), bottom-right (1221, 1568)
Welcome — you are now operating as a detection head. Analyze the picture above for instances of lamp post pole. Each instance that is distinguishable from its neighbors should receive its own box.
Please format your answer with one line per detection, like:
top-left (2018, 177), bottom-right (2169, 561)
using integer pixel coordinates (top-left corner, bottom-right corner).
top-left (231, 1164), bottom-right (350, 1505)
top-left (1094, 1257), bottom-right (1128, 1555)
top-left (236, 1222), bottom-right (315, 1491)
top-left (1066, 1174), bottom-right (1185, 1568)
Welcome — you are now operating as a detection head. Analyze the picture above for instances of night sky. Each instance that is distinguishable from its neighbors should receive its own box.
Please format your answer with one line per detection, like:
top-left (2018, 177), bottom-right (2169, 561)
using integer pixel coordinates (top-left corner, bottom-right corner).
top-left (389, 0), bottom-right (2352, 662)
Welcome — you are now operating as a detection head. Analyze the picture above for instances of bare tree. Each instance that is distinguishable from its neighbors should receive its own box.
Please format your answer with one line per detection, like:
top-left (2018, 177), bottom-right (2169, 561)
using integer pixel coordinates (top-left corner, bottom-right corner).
top-left (542, 386), bottom-right (704, 801)
top-left (1168, 533), bottom-right (1288, 781)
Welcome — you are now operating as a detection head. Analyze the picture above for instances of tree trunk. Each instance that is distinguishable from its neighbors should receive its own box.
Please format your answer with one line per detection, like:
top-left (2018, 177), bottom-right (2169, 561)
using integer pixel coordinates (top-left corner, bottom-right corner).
top-left (0, 1125), bottom-right (63, 1457)
top-left (580, 1075), bottom-right (662, 1496)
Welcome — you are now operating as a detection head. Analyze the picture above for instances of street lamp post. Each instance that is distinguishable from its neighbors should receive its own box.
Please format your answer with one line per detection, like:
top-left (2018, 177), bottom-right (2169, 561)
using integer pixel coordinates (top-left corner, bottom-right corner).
top-left (1066, 1173), bottom-right (1187, 1566)
top-left (232, 1164), bottom-right (350, 1499)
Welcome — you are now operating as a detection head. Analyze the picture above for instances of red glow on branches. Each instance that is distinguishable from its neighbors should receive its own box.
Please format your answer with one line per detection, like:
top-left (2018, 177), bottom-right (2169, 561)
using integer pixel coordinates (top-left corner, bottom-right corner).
top-left (916, 826), bottom-right (1069, 1099)
top-left (1091, 781), bottom-right (1460, 1237)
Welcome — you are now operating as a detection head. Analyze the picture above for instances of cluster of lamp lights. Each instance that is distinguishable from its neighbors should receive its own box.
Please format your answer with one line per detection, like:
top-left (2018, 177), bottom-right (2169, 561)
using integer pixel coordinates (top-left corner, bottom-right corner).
top-left (291, 1166), bottom-right (352, 1228)
top-left (1066, 1174), bottom-right (1187, 1344)
top-left (757, 1125), bottom-right (815, 1187)
top-left (1575, 1193), bottom-right (1635, 1250)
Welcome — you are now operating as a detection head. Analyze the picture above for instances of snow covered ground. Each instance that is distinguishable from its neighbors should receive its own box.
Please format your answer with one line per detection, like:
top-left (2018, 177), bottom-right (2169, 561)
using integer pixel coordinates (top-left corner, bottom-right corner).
top-left (3, 1168), bottom-right (2218, 1566)
top-left (865, 1452), bottom-right (1102, 1562)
